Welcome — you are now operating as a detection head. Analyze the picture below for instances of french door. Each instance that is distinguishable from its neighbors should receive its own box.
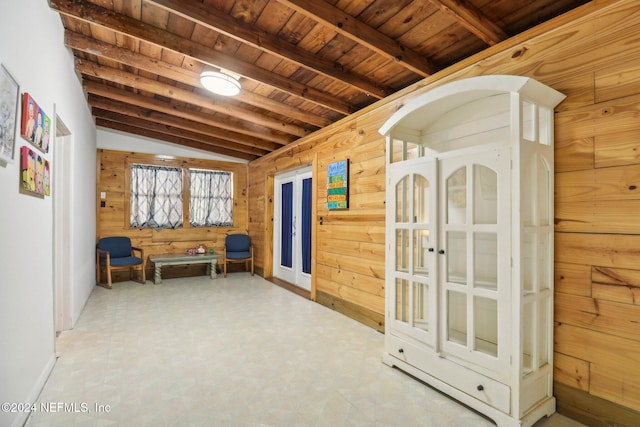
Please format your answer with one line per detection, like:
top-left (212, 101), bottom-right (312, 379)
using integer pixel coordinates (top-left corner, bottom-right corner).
top-left (273, 168), bottom-right (312, 290)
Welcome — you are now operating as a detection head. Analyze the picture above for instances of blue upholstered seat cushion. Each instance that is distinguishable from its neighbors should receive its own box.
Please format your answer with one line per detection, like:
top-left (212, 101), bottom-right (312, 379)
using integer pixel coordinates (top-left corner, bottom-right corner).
top-left (226, 251), bottom-right (252, 260)
top-left (100, 256), bottom-right (143, 267)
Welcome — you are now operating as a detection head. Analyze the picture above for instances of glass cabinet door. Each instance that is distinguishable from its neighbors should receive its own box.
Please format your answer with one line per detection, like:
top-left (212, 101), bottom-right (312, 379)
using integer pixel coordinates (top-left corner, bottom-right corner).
top-left (387, 161), bottom-right (437, 348)
top-left (439, 149), bottom-right (509, 372)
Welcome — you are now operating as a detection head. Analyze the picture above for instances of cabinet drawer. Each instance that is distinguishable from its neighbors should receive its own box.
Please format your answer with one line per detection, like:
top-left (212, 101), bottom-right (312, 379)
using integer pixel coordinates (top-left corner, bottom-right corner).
top-left (386, 334), bottom-right (511, 414)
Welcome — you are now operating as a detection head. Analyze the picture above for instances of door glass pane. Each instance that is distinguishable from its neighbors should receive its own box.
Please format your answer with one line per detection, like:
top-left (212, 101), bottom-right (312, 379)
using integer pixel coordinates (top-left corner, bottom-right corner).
top-left (413, 281), bottom-right (429, 332)
top-left (395, 279), bottom-right (409, 323)
top-left (396, 229), bottom-right (409, 272)
top-left (280, 182), bottom-right (293, 268)
top-left (474, 232), bottom-right (497, 290)
top-left (474, 296), bottom-right (498, 357)
top-left (414, 229), bottom-right (430, 277)
top-left (473, 165), bottom-right (497, 224)
top-left (447, 291), bottom-right (467, 346)
top-left (447, 167), bottom-right (466, 224)
top-left (447, 231), bottom-right (466, 285)
top-left (396, 176), bottom-right (410, 223)
top-left (414, 174), bottom-right (429, 224)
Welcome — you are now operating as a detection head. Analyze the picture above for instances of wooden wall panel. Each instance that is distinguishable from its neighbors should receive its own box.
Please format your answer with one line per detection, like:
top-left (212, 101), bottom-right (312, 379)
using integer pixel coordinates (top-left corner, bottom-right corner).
top-left (97, 149), bottom-right (249, 277)
top-left (592, 266), bottom-right (640, 306)
top-left (244, 1), bottom-right (640, 423)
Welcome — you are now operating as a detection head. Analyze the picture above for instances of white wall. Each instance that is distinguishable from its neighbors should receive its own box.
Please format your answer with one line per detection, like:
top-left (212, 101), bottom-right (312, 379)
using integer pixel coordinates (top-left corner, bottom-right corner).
top-left (97, 128), bottom-right (248, 163)
top-left (0, 1), bottom-right (97, 426)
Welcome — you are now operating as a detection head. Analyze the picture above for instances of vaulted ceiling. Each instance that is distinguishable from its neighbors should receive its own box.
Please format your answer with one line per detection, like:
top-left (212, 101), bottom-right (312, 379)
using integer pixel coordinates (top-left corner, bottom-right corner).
top-left (49, 0), bottom-right (590, 161)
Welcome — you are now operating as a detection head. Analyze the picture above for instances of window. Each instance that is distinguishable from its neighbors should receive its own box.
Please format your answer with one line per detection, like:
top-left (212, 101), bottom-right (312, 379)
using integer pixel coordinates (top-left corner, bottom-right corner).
top-left (130, 164), bottom-right (183, 229)
top-left (129, 163), bottom-right (234, 229)
top-left (189, 169), bottom-right (233, 227)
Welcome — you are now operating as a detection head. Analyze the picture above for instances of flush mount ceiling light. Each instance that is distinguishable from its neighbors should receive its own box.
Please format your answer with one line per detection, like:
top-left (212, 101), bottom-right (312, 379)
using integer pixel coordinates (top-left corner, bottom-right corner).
top-left (199, 69), bottom-right (241, 96)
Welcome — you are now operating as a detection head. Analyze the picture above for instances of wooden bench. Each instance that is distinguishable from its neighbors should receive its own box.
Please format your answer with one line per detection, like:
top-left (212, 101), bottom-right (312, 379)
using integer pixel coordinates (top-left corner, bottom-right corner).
top-left (148, 253), bottom-right (220, 284)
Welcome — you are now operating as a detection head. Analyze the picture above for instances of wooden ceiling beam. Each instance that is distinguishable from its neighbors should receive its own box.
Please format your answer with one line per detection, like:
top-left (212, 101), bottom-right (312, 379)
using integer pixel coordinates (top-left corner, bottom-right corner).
top-left (75, 59), bottom-right (311, 137)
top-left (93, 108), bottom-right (271, 157)
top-left (49, 0), bottom-right (354, 115)
top-left (65, 30), bottom-right (333, 128)
top-left (276, 0), bottom-right (438, 77)
top-left (149, 0), bottom-right (389, 99)
top-left (428, 0), bottom-right (508, 46)
top-left (88, 95), bottom-right (280, 152)
top-left (96, 118), bottom-right (258, 161)
top-left (82, 81), bottom-right (294, 146)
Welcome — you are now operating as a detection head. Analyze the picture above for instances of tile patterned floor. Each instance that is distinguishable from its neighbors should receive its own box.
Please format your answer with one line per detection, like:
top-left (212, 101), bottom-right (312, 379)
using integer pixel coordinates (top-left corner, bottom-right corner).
top-left (26, 274), bottom-right (585, 427)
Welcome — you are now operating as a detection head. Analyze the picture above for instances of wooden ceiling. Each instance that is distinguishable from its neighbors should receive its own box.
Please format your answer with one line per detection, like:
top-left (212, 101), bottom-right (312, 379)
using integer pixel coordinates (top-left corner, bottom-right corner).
top-left (49, 0), bottom-right (590, 161)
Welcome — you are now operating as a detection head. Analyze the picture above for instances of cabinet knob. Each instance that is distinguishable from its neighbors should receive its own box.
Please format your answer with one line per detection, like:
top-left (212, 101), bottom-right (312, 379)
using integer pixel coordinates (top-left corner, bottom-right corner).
top-left (477, 385), bottom-right (484, 391)
top-left (428, 248), bottom-right (434, 252)
top-left (398, 348), bottom-right (404, 354)
top-left (438, 249), bottom-right (445, 254)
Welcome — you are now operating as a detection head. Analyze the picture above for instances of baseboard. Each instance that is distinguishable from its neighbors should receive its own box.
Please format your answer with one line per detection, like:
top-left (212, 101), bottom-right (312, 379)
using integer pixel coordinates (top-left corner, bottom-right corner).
top-left (17, 353), bottom-right (57, 427)
top-left (268, 277), bottom-right (311, 299)
top-left (554, 382), bottom-right (640, 427)
top-left (315, 290), bottom-right (384, 333)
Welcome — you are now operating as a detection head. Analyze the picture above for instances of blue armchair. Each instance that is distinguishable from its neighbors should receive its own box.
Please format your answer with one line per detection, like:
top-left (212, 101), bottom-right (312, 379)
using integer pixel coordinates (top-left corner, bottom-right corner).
top-left (223, 234), bottom-right (254, 277)
top-left (96, 236), bottom-right (146, 288)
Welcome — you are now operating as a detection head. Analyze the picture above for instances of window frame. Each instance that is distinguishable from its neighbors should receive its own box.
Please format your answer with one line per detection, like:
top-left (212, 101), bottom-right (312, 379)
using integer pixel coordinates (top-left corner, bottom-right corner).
top-left (124, 157), bottom-right (237, 230)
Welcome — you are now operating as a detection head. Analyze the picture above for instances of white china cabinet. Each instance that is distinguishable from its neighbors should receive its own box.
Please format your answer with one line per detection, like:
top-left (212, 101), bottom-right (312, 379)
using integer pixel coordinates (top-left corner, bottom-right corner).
top-left (379, 75), bottom-right (565, 427)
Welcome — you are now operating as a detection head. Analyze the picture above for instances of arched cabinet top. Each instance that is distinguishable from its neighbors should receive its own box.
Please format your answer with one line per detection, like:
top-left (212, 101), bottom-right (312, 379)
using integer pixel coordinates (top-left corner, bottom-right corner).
top-left (379, 75), bottom-right (565, 153)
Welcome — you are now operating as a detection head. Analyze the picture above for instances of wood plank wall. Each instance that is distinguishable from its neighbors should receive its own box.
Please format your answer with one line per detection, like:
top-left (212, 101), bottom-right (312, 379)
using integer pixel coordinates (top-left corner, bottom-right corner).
top-left (96, 149), bottom-right (249, 279)
top-left (247, 1), bottom-right (640, 425)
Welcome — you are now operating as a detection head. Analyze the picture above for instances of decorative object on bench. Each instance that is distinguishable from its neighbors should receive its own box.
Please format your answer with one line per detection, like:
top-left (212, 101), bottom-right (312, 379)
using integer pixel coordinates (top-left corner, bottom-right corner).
top-left (148, 253), bottom-right (220, 284)
top-left (96, 236), bottom-right (146, 289)
top-left (223, 234), bottom-right (254, 277)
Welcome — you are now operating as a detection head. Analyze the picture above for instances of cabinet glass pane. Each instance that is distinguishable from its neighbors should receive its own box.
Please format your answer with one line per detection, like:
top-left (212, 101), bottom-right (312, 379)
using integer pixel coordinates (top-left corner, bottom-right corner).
top-left (473, 165), bottom-right (497, 224)
top-left (414, 174), bottom-right (429, 224)
top-left (391, 139), bottom-right (404, 164)
top-left (396, 176), bottom-right (410, 223)
top-left (395, 229), bottom-right (409, 272)
top-left (414, 230), bottom-right (430, 277)
top-left (395, 279), bottom-right (409, 323)
top-left (474, 232), bottom-right (497, 290)
top-left (447, 167), bottom-right (466, 225)
top-left (474, 297), bottom-right (498, 357)
top-left (407, 142), bottom-right (420, 160)
top-left (522, 232), bottom-right (535, 294)
top-left (537, 157), bottom-right (551, 226)
top-left (522, 155), bottom-right (534, 226)
top-left (538, 299), bottom-right (550, 367)
top-left (538, 233), bottom-right (550, 290)
top-left (447, 291), bottom-right (467, 346)
top-left (413, 281), bottom-right (429, 332)
top-left (523, 101), bottom-right (537, 142)
top-left (523, 302), bottom-right (534, 375)
top-left (447, 231), bottom-right (467, 285)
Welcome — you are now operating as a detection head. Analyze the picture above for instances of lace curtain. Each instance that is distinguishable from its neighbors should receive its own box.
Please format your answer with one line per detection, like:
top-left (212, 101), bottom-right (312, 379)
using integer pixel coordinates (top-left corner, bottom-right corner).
top-left (190, 169), bottom-right (233, 227)
top-left (130, 164), bottom-right (183, 229)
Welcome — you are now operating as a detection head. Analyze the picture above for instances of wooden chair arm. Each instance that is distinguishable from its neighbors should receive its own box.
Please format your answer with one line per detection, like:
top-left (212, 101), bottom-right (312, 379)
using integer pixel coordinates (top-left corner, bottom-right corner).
top-left (96, 247), bottom-right (111, 262)
top-left (131, 246), bottom-right (145, 264)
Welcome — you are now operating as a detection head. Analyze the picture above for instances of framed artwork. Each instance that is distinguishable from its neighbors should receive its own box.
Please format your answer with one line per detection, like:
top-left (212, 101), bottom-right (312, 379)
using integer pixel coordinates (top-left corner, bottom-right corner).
top-left (20, 145), bottom-right (49, 197)
top-left (327, 159), bottom-right (349, 210)
top-left (0, 63), bottom-right (20, 165)
top-left (20, 92), bottom-right (50, 153)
